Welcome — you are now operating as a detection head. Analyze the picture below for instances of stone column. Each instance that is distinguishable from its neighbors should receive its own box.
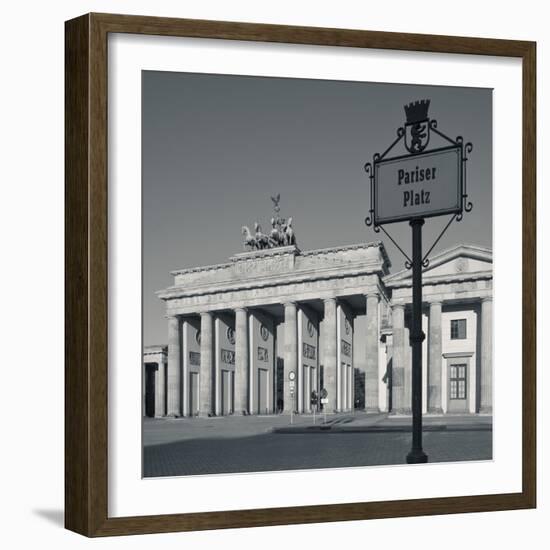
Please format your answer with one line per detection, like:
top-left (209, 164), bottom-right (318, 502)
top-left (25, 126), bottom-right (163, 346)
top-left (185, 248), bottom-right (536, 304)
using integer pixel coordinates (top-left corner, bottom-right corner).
top-left (283, 302), bottom-right (297, 413)
top-left (234, 307), bottom-right (249, 415)
top-left (155, 360), bottom-right (165, 417)
top-left (365, 293), bottom-right (380, 412)
top-left (274, 323), bottom-right (281, 413)
top-left (428, 301), bottom-right (443, 413)
top-left (347, 360), bottom-right (354, 411)
top-left (384, 334), bottom-right (393, 412)
top-left (480, 297), bottom-right (493, 413)
top-left (323, 298), bottom-right (338, 412)
top-left (166, 316), bottom-right (181, 416)
top-left (404, 323), bottom-right (412, 412)
top-left (199, 311), bottom-right (214, 416)
top-left (391, 304), bottom-right (406, 412)
top-left (142, 362), bottom-right (146, 416)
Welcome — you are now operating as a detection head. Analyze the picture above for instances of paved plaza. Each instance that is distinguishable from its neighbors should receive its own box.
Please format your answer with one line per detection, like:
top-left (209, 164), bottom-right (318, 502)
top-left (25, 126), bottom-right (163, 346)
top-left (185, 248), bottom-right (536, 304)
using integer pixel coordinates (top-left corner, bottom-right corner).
top-left (143, 413), bottom-right (492, 477)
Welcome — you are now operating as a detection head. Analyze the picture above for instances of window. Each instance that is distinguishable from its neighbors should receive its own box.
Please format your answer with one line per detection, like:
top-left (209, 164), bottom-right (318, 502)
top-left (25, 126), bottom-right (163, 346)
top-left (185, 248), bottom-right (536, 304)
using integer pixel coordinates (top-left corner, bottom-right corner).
top-left (449, 364), bottom-right (467, 400)
top-left (450, 318), bottom-right (467, 339)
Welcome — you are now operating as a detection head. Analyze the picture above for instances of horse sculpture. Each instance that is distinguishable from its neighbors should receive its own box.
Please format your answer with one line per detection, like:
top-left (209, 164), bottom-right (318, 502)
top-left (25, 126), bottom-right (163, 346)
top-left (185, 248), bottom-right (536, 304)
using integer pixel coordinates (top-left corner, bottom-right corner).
top-left (269, 217), bottom-right (284, 247)
top-left (254, 222), bottom-right (272, 249)
top-left (241, 226), bottom-right (256, 250)
top-left (283, 217), bottom-right (296, 246)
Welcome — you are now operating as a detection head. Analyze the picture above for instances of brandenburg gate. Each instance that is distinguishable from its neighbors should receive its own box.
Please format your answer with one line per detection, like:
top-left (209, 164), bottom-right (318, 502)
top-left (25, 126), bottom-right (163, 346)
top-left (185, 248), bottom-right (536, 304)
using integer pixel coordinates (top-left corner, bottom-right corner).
top-left (157, 238), bottom-right (389, 417)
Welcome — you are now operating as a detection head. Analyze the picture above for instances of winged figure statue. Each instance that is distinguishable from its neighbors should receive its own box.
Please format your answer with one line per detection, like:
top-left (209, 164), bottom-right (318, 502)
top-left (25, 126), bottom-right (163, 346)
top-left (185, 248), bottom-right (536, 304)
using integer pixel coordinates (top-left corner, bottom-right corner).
top-left (271, 193), bottom-right (281, 213)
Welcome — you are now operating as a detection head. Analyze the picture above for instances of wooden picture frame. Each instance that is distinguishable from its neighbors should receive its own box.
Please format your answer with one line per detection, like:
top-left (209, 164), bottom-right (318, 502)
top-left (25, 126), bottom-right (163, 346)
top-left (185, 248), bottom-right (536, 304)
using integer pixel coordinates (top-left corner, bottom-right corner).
top-left (65, 12), bottom-right (536, 537)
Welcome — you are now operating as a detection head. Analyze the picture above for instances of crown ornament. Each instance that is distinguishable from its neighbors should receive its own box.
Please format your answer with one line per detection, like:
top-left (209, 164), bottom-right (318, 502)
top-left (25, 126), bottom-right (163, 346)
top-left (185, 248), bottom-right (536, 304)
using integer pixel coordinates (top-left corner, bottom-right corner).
top-left (404, 99), bottom-right (430, 124)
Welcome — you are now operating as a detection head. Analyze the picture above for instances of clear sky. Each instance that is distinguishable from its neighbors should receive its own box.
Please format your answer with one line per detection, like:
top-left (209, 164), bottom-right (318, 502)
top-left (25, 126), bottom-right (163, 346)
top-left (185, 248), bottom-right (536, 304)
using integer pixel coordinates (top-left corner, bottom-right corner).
top-left (142, 71), bottom-right (492, 346)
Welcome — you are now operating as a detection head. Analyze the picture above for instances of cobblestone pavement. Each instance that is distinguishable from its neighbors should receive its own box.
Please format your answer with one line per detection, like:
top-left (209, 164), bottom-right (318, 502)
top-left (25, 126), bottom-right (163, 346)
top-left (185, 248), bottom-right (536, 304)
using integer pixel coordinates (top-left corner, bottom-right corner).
top-left (143, 414), bottom-right (492, 477)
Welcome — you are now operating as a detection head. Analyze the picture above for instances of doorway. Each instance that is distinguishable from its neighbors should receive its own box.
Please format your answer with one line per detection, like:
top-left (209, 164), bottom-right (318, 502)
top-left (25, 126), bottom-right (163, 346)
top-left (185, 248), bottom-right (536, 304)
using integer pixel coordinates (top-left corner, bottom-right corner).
top-left (302, 364), bottom-right (310, 413)
top-left (339, 362), bottom-right (352, 411)
top-left (221, 370), bottom-right (233, 415)
top-left (145, 364), bottom-right (156, 418)
top-left (447, 363), bottom-right (469, 413)
top-left (189, 372), bottom-right (199, 416)
top-left (257, 368), bottom-right (269, 414)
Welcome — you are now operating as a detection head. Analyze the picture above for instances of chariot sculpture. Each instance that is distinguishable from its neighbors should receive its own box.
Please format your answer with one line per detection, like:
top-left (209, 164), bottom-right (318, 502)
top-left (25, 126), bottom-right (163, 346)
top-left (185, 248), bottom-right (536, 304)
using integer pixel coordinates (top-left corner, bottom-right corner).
top-left (241, 194), bottom-right (297, 251)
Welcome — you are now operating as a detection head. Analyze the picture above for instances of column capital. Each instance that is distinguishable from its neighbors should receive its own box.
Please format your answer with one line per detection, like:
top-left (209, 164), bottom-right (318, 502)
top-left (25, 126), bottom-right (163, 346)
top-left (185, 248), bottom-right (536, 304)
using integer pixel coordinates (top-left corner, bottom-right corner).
top-left (323, 297), bottom-right (337, 305)
top-left (283, 301), bottom-right (297, 309)
top-left (392, 302), bottom-right (405, 311)
top-left (481, 296), bottom-right (493, 304)
top-left (429, 300), bottom-right (443, 307)
top-left (167, 315), bottom-right (180, 329)
top-left (365, 292), bottom-right (380, 302)
top-left (234, 306), bottom-right (248, 314)
top-left (200, 310), bottom-right (213, 318)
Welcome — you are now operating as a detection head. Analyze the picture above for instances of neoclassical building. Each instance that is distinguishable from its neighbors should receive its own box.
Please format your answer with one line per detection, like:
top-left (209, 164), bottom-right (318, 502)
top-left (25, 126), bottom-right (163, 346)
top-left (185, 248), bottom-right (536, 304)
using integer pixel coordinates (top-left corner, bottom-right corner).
top-left (143, 240), bottom-right (492, 418)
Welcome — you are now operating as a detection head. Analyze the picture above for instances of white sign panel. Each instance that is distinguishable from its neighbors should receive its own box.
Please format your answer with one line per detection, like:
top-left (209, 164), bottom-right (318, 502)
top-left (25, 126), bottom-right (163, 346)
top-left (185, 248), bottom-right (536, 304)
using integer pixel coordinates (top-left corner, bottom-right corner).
top-left (374, 145), bottom-right (462, 225)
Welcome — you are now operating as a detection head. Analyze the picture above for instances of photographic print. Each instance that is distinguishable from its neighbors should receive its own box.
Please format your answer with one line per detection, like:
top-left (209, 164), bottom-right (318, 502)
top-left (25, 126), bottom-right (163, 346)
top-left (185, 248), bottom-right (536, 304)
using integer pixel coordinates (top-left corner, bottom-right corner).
top-left (141, 71), bottom-right (493, 478)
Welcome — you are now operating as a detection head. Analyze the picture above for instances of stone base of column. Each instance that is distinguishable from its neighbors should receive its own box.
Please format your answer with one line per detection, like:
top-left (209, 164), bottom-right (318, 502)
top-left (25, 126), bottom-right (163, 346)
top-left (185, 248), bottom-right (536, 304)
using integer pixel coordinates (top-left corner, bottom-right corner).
top-left (428, 407), bottom-right (444, 414)
top-left (365, 407), bottom-right (381, 414)
top-left (479, 406), bottom-right (493, 414)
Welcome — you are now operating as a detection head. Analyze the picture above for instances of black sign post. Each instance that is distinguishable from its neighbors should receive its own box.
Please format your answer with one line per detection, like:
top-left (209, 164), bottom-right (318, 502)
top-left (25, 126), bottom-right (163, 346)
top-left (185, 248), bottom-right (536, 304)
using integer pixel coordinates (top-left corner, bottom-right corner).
top-left (407, 218), bottom-right (427, 463)
top-left (365, 100), bottom-right (473, 464)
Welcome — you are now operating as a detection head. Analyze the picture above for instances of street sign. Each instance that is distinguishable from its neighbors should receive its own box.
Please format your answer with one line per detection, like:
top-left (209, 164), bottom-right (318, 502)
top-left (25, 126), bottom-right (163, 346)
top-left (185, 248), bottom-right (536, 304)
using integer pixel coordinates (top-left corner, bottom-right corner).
top-left (320, 398), bottom-right (328, 404)
top-left (364, 99), bottom-right (473, 465)
top-left (374, 145), bottom-right (462, 225)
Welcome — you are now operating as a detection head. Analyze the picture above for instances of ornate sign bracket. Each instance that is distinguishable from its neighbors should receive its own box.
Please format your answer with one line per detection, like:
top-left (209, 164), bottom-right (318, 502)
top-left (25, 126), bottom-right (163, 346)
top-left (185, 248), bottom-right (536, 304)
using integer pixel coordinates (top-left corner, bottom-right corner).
top-left (364, 100), bottom-right (473, 268)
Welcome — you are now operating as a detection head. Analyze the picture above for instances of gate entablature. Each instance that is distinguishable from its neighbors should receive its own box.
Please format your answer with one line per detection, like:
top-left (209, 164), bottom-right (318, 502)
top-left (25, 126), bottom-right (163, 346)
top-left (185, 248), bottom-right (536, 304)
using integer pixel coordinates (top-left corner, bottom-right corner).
top-left (158, 241), bottom-right (391, 315)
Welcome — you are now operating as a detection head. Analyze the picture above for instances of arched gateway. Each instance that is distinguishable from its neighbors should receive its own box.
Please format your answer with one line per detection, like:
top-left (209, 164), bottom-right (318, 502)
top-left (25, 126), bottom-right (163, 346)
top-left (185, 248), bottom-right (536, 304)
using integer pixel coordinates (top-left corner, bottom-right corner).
top-left (144, 239), bottom-right (492, 419)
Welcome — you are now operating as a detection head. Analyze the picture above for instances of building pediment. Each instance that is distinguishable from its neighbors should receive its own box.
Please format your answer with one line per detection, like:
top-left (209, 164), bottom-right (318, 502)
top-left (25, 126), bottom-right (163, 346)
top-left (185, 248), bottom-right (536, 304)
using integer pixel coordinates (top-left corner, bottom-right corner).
top-left (384, 244), bottom-right (492, 289)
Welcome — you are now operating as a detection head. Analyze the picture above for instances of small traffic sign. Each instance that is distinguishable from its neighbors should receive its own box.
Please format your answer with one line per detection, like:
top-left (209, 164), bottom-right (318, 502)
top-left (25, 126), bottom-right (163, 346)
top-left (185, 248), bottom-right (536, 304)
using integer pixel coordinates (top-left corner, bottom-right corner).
top-left (288, 371), bottom-right (296, 381)
top-left (321, 398), bottom-right (328, 404)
